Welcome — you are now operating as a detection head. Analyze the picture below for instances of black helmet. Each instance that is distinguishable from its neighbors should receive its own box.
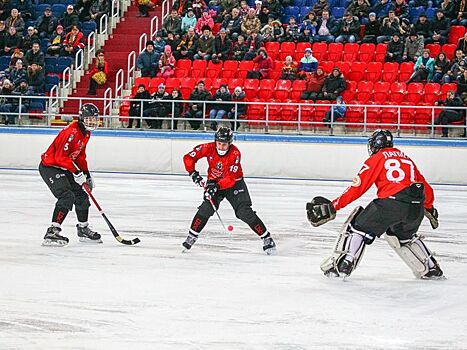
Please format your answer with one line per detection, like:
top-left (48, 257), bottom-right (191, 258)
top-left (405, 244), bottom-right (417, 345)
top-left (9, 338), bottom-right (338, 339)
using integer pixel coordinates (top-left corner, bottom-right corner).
top-left (214, 127), bottom-right (234, 156)
top-left (78, 103), bottom-right (99, 130)
top-left (368, 129), bottom-right (393, 155)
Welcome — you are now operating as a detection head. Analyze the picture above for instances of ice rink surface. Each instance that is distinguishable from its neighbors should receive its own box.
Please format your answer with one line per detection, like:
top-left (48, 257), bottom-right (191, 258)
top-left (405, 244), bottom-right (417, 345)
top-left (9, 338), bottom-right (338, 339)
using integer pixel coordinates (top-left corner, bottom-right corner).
top-left (1, 170), bottom-right (466, 350)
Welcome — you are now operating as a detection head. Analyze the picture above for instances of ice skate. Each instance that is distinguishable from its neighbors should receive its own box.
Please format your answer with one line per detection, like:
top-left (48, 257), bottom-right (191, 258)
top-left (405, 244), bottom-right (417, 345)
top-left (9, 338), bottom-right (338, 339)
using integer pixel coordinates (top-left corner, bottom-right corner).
top-left (77, 224), bottom-right (102, 243)
top-left (182, 232), bottom-right (198, 251)
top-left (42, 226), bottom-right (69, 247)
top-left (262, 233), bottom-right (276, 255)
top-left (422, 264), bottom-right (446, 280)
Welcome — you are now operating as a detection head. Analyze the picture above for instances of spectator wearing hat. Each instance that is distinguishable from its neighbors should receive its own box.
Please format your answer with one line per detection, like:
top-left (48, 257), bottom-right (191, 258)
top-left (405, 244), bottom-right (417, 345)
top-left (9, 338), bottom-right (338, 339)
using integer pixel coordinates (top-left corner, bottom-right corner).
top-left (184, 80), bottom-right (212, 130)
top-left (301, 67), bottom-right (326, 100)
top-left (5, 9), bottom-right (24, 33)
top-left (362, 12), bottom-right (380, 43)
top-left (228, 86), bottom-right (246, 130)
top-left (87, 49), bottom-right (108, 95)
top-left (432, 52), bottom-right (450, 83)
top-left (8, 47), bottom-right (23, 68)
top-left (270, 19), bottom-right (284, 41)
top-left (318, 67), bottom-right (346, 101)
top-left (24, 41), bottom-right (44, 68)
top-left (425, 9), bottom-right (450, 45)
top-left (181, 8), bottom-right (197, 33)
top-left (35, 7), bottom-right (58, 39)
top-left (195, 9), bottom-right (214, 35)
top-left (241, 8), bottom-right (261, 36)
top-left (128, 84), bottom-right (150, 129)
top-left (194, 25), bottom-right (214, 60)
top-left (314, 10), bottom-right (336, 43)
top-left (144, 83), bottom-right (170, 129)
top-left (27, 62), bottom-right (45, 93)
top-left (0, 79), bottom-right (15, 124)
top-left (153, 31), bottom-right (166, 56)
top-left (407, 49), bottom-right (435, 83)
top-left (239, 0), bottom-right (250, 18)
top-left (451, 0), bottom-right (467, 26)
top-left (47, 24), bottom-right (65, 56)
top-left (347, 0), bottom-right (370, 23)
top-left (60, 25), bottom-right (84, 57)
top-left (335, 12), bottom-right (360, 43)
top-left (89, 0), bottom-right (110, 31)
top-left (260, 15), bottom-right (276, 41)
top-left (137, 40), bottom-right (160, 77)
top-left (280, 55), bottom-right (298, 81)
top-left (311, 0), bottom-right (329, 17)
top-left (298, 48), bottom-right (318, 77)
top-left (253, 0), bottom-right (262, 16)
top-left (323, 95), bottom-right (346, 127)
top-left (20, 26), bottom-right (39, 52)
top-left (221, 8), bottom-right (242, 40)
top-left (209, 84), bottom-right (231, 130)
top-left (230, 34), bottom-right (248, 60)
top-left (60, 5), bottom-right (80, 33)
top-left (10, 78), bottom-right (32, 121)
top-left (413, 14), bottom-right (431, 41)
top-left (377, 10), bottom-right (399, 43)
top-left (403, 31), bottom-right (424, 62)
top-left (174, 27), bottom-right (198, 60)
top-left (164, 9), bottom-right (182, 36)
top-left (247, 47), bottom-right (272, 79)
top-left (434, 90), bottom-right (465, 137)
top-left (212, 28), bottom-right (232, 61)
top-left (8, 58), bottom-right (26, 85)
top-left (259, 7), bottom-right (274, 26)
top-left (1, 26), bottom-right (21, 56)
top-left (385, 33), bottom-right (403, 63)
top-left (220, 0), bottom-right (239, 17)
top-left (157, 45), bottom-right (175, 78)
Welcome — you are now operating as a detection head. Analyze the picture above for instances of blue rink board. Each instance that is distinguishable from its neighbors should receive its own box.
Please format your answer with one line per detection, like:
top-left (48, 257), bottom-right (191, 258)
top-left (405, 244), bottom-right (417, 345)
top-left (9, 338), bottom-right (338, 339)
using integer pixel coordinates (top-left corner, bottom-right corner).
top-left (1, 127), bottom-right (466, 148)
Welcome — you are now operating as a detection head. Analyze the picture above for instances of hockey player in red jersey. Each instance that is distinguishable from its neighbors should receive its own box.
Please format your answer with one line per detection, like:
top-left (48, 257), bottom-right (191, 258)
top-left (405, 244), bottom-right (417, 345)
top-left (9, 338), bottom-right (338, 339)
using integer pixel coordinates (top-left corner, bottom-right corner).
top-left (182, 127), bottom-right (276, 254)
top-left (39, 103), bottom-right (102, 246)
top-left (306, 129), bottom-right (444, 279)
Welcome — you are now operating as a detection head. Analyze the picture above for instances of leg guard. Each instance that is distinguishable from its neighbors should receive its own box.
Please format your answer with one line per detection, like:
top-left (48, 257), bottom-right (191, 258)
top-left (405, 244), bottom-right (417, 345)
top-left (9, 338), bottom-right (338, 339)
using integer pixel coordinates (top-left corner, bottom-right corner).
top-left (385, 234), bottom-right (444, 279)
top-left (320, 206), bottom-right (373, 278)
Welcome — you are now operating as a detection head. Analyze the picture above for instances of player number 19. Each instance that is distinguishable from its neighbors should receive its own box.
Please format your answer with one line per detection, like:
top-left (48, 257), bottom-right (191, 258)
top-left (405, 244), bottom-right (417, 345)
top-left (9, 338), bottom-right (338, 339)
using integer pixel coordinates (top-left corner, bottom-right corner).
top-left (384, 159), bottom-right (415, 182)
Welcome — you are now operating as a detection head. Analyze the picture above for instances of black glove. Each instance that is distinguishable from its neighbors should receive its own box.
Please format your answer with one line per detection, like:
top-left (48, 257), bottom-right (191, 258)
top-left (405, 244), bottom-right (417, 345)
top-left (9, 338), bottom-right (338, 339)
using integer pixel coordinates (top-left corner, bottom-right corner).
top-left (190, 171), bottom-right (203, 186)
top-left (205, 180), bottom-right (219, 198)
top-left (306, 196), bottom-right (336, 227)
top-left (424, 207), bottom-right (439, 230)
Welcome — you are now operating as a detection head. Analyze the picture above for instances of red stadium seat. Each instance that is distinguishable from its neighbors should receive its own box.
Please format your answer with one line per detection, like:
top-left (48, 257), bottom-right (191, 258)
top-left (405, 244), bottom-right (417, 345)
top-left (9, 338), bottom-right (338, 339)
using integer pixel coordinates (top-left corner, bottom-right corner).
top-left (191, 60), bottom-right (207, 78)
top-left (246, 99), bottom-right (265, 126)
top-left (375, 44), bottom-right (387, 62)
top-left (356, 81), bottom-right (373, 103)
top-left (265, 42), bottom-right (280, 60)
top-left (312, 42), bottom-right (327, 61)
top-left (313, 100), bottom-right (329, 128)
top-left (381, 62), bottom-right (399, 82)
top-left (319, 61), bottom-right (334, 74)
top-left (281, 102), bottom-right (298, 126)
top-left (380, 104), bottom-right (399, 130)
top-left (358, 43), bottom-right (376, 62)
top-left (221, 60), bottom-right (239, 79)
top-left (399, 102), bottom-right (416, 130)
top-left (210, 78), bottom-right (228, 94)
top-left (343, 43), bottom-right (359, 62)
top-left (296, 42), bottom-right (312, 55)
top-left (345, 105), bottom-right (364, 129)
top-left (227, 78), bottom-right (244, 91)
top-left (425, 44), bottom-right (441, 57)
top-left (175, 59), bottom-right (192, 78)
top-left (299, 101), bottom-right (315, 129)
top-left (243, 79), bottom-right (260, 99)
top-left (414, 104), bottom-right (434, 131)
top-left (341, 80), bottom-right (357, 102)
top-left (399, 62), bottom-right (414, 82)
top-left (390, 82), bottom-right (406, 104)
top-left (365, 62), bottom-right (383, 82)
top-left (291, 79), bottom-right (306, 100)
top-left (258, 79), bottom-right (276, 99)
top-left (448, 26), bottom-right (466, 44)
top-left (274, 79), bottom-right (292, 100)
top-left (373, 82), bottom-right (391, 104)
top-left (279, 42), bottom-right (296, 60)
top-left (237, 60), bottom-right (255, 78)
top-left (133, 77), bottom-right (150, 94)
top-left (423, 83), bottom-right (440, 105)
top-left (441, 44), bottom-right (457, 60)
top-left (366, 103), bottom-right (381, 130)
top-left (178, 77), bottom-right (197, 99)
top-left (440, 83), bottom-right (457, 98)
top-left (266, 100), bottom-right (282, 126)
top-left (406, 83), bottom-right (424, 104)
top-left (148, 77), bottom-right (166, 93)
top-left (348, 62), bottom-right (366, 81)
top-left (335, 61), bottom-right (350, 76)
top-left (327, 43), bottom-right (343, 61)
top-left (206, 60), bottom-right (222, 79)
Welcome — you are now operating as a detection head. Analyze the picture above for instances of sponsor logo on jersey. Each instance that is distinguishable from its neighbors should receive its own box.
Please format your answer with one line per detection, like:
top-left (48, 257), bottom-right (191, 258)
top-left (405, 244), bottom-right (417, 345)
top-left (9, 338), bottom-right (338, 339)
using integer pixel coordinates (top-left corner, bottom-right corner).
top-left (67, 134), bottom-right (74, 142)
top-left (216, 162), bottom-right (223, 170)
top-left (352, 176), bottom-right (361, 187)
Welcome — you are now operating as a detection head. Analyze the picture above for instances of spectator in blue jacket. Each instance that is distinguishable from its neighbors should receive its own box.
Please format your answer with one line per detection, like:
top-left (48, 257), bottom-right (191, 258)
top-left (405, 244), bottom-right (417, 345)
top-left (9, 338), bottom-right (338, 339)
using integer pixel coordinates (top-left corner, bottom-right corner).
top-left (323, 95), bottom-right (346, 127)
top-left (137, 40), bottom-right (160, 77)
top-left (298, 48), bottom-right (318, 77)
top-left (181, 8), bottom-right (197, 34)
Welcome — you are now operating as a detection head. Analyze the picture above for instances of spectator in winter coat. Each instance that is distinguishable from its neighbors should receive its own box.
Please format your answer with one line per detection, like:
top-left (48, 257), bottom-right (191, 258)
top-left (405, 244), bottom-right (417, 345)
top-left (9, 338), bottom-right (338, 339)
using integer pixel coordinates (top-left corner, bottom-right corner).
top-left (1, 26), bottom-right (21, 56)
top-left (239, 0), bottom-right (250, 19)
top-left (385, 33), bottom-right (403, 63)
top-left (76, 0), bottom-right (93, 22)
top-left (195, 9), bottom-right (214, 35)
top-left (7, 47), bottom-right (23, 68)
top-left (403, 31), bottom-right (424, 62)
top-left (434, 90), bottom-right (465, 137)
top-left (157, 45), bottom-right (175, 78)
top-left (220, 0), bottom-right (239, 17)
top-left (457, 32), bottom-right (467, 55)
top-left (426, 9), bottom-right (450, 45)
top-left (35, 7), bottom-right (58, 39)
top-left (413, 14), bottom-right (431, 41)
top-left (46, 24), bottom-right (65, 56)
top-left (60, 25), bottom-right (84, 57)
top-left (192, 0), bottom-right (208, 19)
top-left (0, 0), bottom-right (9, 21)
top-left (335, 12), bottom-right (360, 43)
top-left (457, 70), bottom-right (467, 104)
top-left (318, 67), bottom-right (346, 100)
top-left (451, 0), bottom-right (467, 26)
top-left (27, 63), bottom-right (45, 93)
top-left (390, 0), bottom-right (408, 20)
top-left (347, 0), bottom-right (370, 23)
top-left (165, 88), bottom-right (183, 129)
top-left (241, 8), bottom-right (261, 36)
top-left (165, 31), bottom-right (180, 52)
top-left (5, 9), bottom-right (24, 33)
top-left (184, 80), bottom-right (212, 130)
top-left (20, 27), bottom-right (39, 52)
top-left (323, 95), bottom-right (346, 127)
top-left (298, 20), bottom-right (316, 42)
top-left (263, 0), bottom-right (282, 20)
top-left (173, 0), bottom-right (192, 16)
top-left (194, 25), bottom-right (214, 60)
top-left (407, 49), bottom-right (435, 82)
top-left (298, 48), bottom-right (318, 76)
top-left (89, 0), bottom-right (110, 31)
top-left (0, 20), bottom-right (6, 47)
top-left (247, 48), bottom-right (273, 79)
top-left (311, 0), bottom-right (329, 17)
top-left (212, 28), bottom-right (232, 62)
top-left (283, 16), bottom-right (300, 42)
top-left (431, 52), bottom-right (450, 83)
top-left (280, 55), bottom-right (298, 81)
top-left (243, 31), bottom-right (263, 60)
top-left (440, 0), bottom-right (456, 20)
top-left (137, 40), bottom-right (160, 77)
top-left (442, 49), bottom-right (466, 83)
top-left (8, 58), bottom-right (26, 85)
top-left (270, 19), bottom-right (284, 41)
top-left (230, 34), bottom-right (248, 60)
top-left (260, 17), bottom-right (275, 42)
top-left (314, 10), bottom-right (336, 43)
top-left (377, 10), bottom-right (400, 43)
top-left (362, 12), bottom-right (380, 43)
top-left (24, 42), bottom-right (44, 68)
top-left (16, 0), bottom-right (32, 22)
top-left (128, 84), bottom-right (151, 128)
top-left (153, 32), bottom-right (166, 55)
top-left (370, 0), bottom-right (391, 18)
top-left (301, 67), bottom-right (326, 100)
top-left (87, 49), bottom-right (108, 95)
top-left (209, 84), bottom-right (231, 130)
top-left (60, 5), bottom-right (80, 33)
top-left (228, 86), bottom-right (246, 130)
top-left (181, 8), bottom-right (197, 33)
top-left (175, 27), bottom-right (197, 60)
top-left (0, 79), bottom-right (15, 124)
top-left (143, 83), bottom-right (170, 129)
top-left (221, 8), bottom-right (242, 40)
top-left (163, 9), bottom-right (182, 36)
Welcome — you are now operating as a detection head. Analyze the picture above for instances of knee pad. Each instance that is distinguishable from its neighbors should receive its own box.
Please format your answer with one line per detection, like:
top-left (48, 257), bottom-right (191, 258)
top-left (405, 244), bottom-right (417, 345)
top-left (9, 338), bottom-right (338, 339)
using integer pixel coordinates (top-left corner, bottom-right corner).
top-left (74, 190), bottom-right (90, 211)
top-left (385, 233), bottom-right (439, 279)
top-left (197, 201), bottom-right (216, 218)
top-left (56, 190), bottom-right (75, 211)
top-left (235, 204), bottom-right (256, 224)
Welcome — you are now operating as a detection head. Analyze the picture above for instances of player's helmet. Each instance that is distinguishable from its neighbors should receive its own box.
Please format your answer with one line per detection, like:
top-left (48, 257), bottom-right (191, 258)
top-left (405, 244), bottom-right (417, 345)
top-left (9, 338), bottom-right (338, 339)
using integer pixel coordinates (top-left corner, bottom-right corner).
top-left (78, 103), bottom-right (99, 131)
top-left (214, 127), bottom-right (234, 156)
top-left (368, 129), bottom-right (394, 155)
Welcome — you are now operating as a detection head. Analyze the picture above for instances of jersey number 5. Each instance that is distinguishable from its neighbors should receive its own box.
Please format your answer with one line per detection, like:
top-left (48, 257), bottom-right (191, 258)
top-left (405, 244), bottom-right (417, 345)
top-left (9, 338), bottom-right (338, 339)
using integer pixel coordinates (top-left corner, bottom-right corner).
top-left (384, 159), bottom-right (415, 182)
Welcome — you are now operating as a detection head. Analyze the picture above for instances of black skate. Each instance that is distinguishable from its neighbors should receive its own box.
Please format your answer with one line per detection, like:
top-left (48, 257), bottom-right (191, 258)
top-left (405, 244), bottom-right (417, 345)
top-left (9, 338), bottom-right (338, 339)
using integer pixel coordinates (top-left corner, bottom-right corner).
top-left (182, 233), bottom-right (198, 251)
top-left (422, 264), bottom-right (446, 280)
top-left (77, 224), bottom-right (102, 243)
top-left (262, 233), bottom-right (276, 255)
top-left (337, 259), bottom-right (354, 278)
top-left (323, 266), bottom-right (340, 278)
top-left (42, 226), bottom-right (69, 247)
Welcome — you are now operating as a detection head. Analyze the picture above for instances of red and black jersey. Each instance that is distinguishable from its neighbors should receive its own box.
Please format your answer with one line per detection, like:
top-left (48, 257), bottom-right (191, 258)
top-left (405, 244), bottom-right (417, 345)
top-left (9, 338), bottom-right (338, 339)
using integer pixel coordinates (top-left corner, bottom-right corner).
top-left (183, 142), bottom-right (243, 190)
top-left (332, 147), bottom-right (434, 211)
top-left (41, 121), bottom-right (90, 173)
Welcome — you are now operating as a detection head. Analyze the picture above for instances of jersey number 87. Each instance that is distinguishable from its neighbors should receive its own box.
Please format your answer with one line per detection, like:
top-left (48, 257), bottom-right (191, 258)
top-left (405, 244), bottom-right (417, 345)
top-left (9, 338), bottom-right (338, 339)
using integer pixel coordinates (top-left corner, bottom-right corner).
top-left (384, 159), bottom-right (415, 182)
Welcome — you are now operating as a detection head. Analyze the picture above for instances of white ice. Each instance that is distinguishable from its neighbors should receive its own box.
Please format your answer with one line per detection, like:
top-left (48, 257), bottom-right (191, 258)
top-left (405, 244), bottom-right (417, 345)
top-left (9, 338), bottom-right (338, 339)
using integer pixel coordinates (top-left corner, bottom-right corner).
top-left (1, 170), bottom-right (466, 350)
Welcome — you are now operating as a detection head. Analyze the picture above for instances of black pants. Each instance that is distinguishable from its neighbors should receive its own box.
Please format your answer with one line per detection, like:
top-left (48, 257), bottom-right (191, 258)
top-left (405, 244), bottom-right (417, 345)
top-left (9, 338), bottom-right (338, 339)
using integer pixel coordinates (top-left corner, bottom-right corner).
top-left (190, 179), bottom-right (268, 237)
top-left (300, 91), bottom-right (319, 100)
top-left (128, 106), bottom-right (141, 128)
top-left (88, 79), bottom-right (98, 94)
top-left (435, 110), bottom-right (463, 136)
top-left (143, 106), bottom-right (167, 129)
top-left (39, 162), bottom-right (90, 225)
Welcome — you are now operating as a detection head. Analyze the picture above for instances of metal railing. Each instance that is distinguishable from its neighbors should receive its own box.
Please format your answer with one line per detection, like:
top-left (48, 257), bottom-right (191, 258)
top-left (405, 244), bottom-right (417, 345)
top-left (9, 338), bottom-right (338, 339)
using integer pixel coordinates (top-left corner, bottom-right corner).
top-left (104, 88), bottom-right (113, 127)
top-left (75, 48), bottom-right (84, 71)
top-left (150, 15), bottom-right (159, 40)
top-left (139, 33), bottom-right (148, 54)
top-left (87, 31), bottom-right (96, 67)
top-left (127, 51), bottom-right (136, 90)
top-left (99, 14), bottom-right (108, 36)
top-left (62, 66), bottom-right (72, 89)
top-left (115, 69), bottom-right (125, 100)
top-left (111, 0), bottom-right (120, 28)
top-left (161, 0), bottom-right (170, 22)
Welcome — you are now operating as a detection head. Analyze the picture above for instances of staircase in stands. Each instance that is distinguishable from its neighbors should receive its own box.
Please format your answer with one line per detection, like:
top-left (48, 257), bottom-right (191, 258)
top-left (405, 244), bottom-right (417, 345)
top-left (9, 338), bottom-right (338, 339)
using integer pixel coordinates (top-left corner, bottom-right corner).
top-left (60, 3), bottom-right (161, 118)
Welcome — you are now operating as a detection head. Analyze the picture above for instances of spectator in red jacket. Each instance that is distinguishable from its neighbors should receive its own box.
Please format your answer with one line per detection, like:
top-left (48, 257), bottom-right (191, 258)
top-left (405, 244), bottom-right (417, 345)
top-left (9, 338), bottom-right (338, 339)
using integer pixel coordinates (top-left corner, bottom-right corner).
top-left (301, 67), bottom-right (326, 100)
top-left (87, 49), bottom-right (108, 95)
top-left (247, 48), bottom-right (272, 79)
top-left (60, 25), bottom-right (84, 57)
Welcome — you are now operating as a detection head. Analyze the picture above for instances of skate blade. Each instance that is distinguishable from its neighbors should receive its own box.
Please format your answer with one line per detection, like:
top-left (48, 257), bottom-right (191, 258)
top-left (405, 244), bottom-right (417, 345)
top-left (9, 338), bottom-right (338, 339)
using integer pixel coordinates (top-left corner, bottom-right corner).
top-left (421, 275), bottom-right (447, 281)
top-left (42, 239), bottom-right (68, 247)
top-left (79, 237), bottom-right (103, 244)
top-left (264, 247), bottom-right (277, 255)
